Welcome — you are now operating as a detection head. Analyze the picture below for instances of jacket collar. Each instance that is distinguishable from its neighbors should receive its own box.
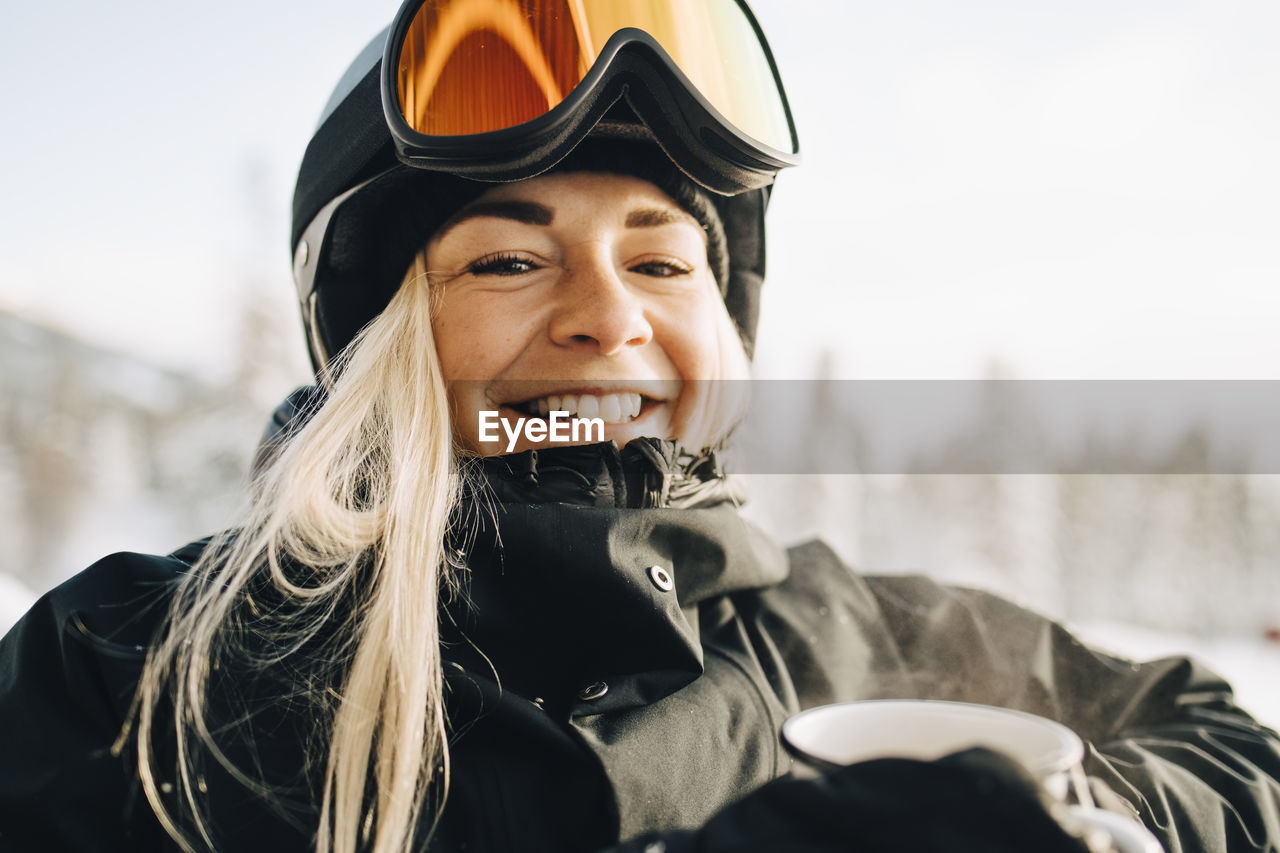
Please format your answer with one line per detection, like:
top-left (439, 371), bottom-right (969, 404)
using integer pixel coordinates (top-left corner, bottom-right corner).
top-left (468, 437), bottom-right (744, 510)
top-left (444, 441), bottom-right (787, 716)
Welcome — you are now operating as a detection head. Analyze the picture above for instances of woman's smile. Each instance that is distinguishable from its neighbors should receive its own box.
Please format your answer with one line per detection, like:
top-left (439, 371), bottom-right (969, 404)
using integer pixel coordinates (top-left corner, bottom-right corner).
top-left (515, 391), bottom-right (644, 423)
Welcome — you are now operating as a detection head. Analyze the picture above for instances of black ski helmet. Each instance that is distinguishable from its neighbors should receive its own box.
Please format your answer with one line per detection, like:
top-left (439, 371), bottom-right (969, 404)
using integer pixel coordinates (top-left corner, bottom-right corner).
top-left (291, 3), bottom-right (798, 371)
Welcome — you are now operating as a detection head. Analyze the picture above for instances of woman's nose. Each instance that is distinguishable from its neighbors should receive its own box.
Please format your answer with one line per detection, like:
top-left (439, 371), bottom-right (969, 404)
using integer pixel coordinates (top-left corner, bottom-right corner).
top-left (547, 251), bottom-right (654, 355)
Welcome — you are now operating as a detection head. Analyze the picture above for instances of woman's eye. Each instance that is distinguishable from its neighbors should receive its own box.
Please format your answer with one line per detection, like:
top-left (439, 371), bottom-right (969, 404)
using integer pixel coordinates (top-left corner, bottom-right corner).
top-left (631, 259), bottom-right (694, 278)
top-left (466, 253), bottom-right (540, 276)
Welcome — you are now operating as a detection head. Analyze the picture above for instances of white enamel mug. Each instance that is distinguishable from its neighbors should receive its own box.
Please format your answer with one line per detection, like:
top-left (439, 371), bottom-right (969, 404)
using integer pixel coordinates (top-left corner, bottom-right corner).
top-left (781, 700), bottom-right (1163, 853)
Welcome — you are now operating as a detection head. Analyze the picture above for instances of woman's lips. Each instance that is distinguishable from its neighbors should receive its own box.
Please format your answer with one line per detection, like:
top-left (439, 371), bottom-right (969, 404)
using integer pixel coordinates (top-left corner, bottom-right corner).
top-left (496, 381), bottom-right (677, 423)
top-left (490, 390), bottom-right (671, 451)
top-left (522, 391), bottom-right (643, 424)
top-left (472, 381), bottom-right (680, 452)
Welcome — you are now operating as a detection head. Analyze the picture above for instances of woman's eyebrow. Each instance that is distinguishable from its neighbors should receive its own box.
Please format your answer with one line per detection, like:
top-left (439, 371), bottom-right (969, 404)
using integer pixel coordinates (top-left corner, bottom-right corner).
top-left (435, 200), bottom-right (554, 238)
top-left (625, 207), bottom-right (693, 228)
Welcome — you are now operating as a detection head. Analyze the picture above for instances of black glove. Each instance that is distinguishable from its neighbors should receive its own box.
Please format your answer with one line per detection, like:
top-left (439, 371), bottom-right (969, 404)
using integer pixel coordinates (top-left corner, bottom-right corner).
top-left (612, 748), bottom-right (1094, 853)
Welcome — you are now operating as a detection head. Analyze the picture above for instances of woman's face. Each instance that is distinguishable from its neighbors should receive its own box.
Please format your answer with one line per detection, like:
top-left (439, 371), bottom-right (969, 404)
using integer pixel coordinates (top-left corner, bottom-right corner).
top-left (426, 171), bottom-right (739, 455)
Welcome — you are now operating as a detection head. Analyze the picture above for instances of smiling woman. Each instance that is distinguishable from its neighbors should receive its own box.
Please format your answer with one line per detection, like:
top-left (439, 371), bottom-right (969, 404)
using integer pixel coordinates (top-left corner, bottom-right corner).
top-left (1, 1), bottom-right (1278, 852)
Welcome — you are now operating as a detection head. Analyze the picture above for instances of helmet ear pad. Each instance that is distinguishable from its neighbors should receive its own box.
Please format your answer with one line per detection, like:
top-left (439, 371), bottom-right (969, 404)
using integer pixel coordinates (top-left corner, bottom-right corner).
top-left (308, 165), bottom-right (771, 366)
top-left (717, 185), bottom-right (769, 359)
top-left (313, 166), bottom-right (489, 366)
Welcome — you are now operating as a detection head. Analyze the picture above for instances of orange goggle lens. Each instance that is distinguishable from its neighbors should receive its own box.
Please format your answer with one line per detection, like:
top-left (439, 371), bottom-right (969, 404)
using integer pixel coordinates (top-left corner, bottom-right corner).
top-left (394, 0), bottom-right (794, 153)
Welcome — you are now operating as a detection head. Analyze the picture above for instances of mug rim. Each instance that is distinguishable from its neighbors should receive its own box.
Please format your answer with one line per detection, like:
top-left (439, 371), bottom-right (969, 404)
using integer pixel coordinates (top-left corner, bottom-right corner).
top-left (780, 699), bottom-right (1085, 778)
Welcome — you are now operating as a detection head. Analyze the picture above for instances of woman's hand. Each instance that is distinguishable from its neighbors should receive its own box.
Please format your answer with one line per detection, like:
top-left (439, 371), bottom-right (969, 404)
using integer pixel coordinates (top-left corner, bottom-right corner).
top-left (609, 748), bottom-right (1093, 853)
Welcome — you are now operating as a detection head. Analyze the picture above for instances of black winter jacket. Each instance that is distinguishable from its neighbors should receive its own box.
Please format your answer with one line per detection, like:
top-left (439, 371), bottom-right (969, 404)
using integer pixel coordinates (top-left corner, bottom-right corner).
top-left (1, 442), bottom-right (1278, 852)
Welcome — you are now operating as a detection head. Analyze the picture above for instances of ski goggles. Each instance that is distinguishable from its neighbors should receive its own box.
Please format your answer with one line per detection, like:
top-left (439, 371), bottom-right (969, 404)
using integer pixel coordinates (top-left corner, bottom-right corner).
top-left (380, 0), bottom-right (799, 194)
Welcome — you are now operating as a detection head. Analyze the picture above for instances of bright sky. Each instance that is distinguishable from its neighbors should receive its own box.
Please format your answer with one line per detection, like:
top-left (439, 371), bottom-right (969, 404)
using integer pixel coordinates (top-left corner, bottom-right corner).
top-left (2, 0), bottom-right (1279, 382)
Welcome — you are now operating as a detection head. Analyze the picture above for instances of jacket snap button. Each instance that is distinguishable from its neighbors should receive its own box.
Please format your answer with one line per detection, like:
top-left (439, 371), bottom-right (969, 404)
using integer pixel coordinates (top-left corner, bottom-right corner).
top-left (647, 565), bottom-right (674, 592)
top-left (578, 681), bottom-right (609, 701)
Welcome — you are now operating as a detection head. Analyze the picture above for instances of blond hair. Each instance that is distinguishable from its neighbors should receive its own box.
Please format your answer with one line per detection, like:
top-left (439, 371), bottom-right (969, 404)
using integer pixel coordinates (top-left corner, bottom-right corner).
top-left (127, 243), bottom-right (750, 851)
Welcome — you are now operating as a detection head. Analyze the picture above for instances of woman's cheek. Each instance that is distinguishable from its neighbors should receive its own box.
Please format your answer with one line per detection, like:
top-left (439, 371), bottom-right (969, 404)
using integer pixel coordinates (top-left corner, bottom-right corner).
top-left (685, 289), bottom-right (755, 449)
top-left (661, 302), bottom-right (729, 449)
top-left (434, 294), bottom-right (520, 381)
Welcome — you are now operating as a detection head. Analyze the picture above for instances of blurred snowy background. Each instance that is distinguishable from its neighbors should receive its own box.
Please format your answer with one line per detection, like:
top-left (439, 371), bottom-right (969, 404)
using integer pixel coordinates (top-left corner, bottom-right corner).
top-left (2, 1), bottom-right (1277, 724)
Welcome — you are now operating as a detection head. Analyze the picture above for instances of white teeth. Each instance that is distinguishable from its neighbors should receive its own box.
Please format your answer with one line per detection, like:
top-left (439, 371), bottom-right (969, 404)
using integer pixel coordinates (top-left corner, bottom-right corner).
top-left (517, 392), bottom-right (647, 424)
top-left (576, 394), bottom-right (600, 420)
top-left (599, 394), bottom-right (622, 423)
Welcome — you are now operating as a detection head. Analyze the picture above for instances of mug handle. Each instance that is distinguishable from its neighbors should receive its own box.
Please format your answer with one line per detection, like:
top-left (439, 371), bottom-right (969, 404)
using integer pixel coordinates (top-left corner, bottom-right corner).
top-left (1068, 763), bottom-right (1096, 809)
top-left (1064, 805), bottom-right (1164, 853)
